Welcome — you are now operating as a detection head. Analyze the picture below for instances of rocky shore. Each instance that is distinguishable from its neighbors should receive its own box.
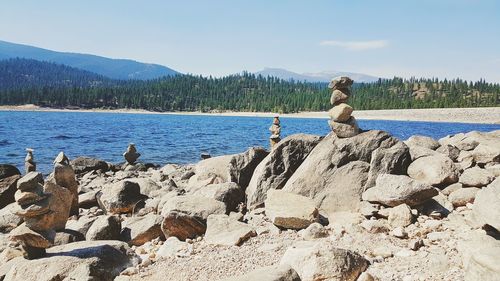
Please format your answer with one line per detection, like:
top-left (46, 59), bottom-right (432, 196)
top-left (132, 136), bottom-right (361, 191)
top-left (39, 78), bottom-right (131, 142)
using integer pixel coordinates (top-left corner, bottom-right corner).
top-left (0, 127), bottom-right (498, 281)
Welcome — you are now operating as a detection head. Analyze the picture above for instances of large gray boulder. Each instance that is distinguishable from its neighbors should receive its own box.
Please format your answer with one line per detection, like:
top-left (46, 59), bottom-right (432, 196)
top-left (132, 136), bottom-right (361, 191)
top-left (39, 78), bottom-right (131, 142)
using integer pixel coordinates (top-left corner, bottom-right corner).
top-left (404, 135), bottom-right (440, 150)
top-left (459, 233), bottom-right (500, 281)
top-left (362, 174), bottom-right (438, 207)
top-left (407, 155), bottom-right (459, 186)
top-left (4, 240), bottom-right (134, 281)
top-left (472, 178), bottom-right (500, 231)
top-left (0, 203), bottom-right (23, 232)
top-left (246, 134), bottom-right (321, 209)
top-left (127, 178), bottom-right (162, 197)
top-left (365, 141), bottom-right (411, 188)
top-left (121, 213), bottom-right (164, 246)
top-left (283, 130), bottom-right (401, 198)
top-left (86, 215), bottom-right (121, 241)
top-left (100, 180), bottom-right (147, 214)
top-left (280, 241), bottom-right (369, 281)
top-left (265, 189), bottom-right (318, 230)
top-left (314, 161), bottom-right (369, 214)
top-left (459, 167), bottom-right (495, 187)
top-left (188, 147), bottom-right (268, 190)
top-left (204, 214), bottom-right (256, 246)
top-left (0, 164), bottom-right (20, 179)
top-left (440, 130), bottom-right (500, 165)
top-left (70, 156), bottom-right (109, 174)
top-left (161, 195), bottom-right (226, 240)
top-left (193, 182), bottom-right (245, 213)
top-left (220, 265), bottom-right (301, 281)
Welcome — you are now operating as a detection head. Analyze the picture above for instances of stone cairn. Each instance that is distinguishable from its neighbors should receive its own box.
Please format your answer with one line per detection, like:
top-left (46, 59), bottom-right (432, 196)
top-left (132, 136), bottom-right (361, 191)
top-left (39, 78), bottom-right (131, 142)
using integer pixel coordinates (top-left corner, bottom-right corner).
top-left (11, 152), bottom-right (75, 259)
top-left (269, 116), bottom-right (281, 149)
top-left (52, 152), bottom-right (79, 216)
top-left (327, 76), bottom-right (360, 138)
top-left (24, 148), bottom-right (36, 173)
top-left (11, 171), bottom-right (54, 259)
top-left (124, 143), bottom-right (141, 165)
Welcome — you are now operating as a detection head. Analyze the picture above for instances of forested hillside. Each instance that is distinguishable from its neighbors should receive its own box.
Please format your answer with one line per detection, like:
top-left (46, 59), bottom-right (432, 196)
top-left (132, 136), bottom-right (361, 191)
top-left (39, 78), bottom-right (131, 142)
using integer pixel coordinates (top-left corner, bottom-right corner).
top-left (0, 58), bottom-right (498, 112)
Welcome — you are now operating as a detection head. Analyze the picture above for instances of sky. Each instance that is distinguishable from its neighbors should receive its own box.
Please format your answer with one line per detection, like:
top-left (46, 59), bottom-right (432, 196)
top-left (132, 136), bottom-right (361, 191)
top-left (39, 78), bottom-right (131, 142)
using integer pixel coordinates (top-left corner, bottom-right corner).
top-left (0, 0), bottom-right (499, 82)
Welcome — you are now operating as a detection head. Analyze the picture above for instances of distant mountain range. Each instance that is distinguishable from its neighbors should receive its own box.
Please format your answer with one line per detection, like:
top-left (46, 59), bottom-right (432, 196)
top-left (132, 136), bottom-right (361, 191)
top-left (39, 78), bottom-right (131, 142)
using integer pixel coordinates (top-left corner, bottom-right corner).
top-left (255, 68), bottom-right (380, 83)
top-left (0, 40), bottom-right (179, 80)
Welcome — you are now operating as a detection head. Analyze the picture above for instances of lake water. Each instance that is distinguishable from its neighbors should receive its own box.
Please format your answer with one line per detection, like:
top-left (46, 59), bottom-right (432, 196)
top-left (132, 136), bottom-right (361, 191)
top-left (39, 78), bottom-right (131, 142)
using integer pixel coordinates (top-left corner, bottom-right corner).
top-left (1, 111), bottom-right (499, 174)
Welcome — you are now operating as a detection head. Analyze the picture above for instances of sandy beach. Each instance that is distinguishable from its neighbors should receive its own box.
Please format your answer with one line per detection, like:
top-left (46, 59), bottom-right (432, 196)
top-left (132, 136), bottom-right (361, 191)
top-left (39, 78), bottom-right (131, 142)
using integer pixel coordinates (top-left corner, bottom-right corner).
top-left (1, 104), bottom-right (499, 124)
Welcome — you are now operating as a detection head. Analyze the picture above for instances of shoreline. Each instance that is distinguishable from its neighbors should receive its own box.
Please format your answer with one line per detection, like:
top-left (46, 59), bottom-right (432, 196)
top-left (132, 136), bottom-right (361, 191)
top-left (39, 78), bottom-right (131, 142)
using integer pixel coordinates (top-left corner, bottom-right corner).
top-left (1, 104), bottom-right (499, 124)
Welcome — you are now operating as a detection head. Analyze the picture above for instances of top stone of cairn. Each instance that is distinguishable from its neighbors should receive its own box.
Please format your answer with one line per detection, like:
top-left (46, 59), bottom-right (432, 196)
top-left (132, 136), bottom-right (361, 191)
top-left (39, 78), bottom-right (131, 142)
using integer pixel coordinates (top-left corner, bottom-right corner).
top-left (328, 76), bottom-right (354, 90)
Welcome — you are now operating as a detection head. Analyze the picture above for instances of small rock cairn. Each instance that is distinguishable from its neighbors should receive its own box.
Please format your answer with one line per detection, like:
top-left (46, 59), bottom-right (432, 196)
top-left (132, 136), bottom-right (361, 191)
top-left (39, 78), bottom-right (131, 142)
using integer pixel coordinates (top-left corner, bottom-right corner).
top-left (24, 148), bottom-right (36, 173)
top-left (327, 76), bottom-right (360, 138)
top-left (269, 116), bottom-right (281, 149)
top-left (12, 171), bottom-right (54, 259)
top-left (124, 143), bottom-right (141, 165)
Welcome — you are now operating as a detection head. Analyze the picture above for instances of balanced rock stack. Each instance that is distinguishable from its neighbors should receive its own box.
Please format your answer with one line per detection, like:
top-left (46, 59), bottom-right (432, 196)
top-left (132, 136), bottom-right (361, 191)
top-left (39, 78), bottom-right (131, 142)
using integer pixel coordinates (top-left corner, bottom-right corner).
top-left (11, 171), bottom-right (55, 258)
top-left (327, 76), bottom-right (360, 138)
top-left (51, 151), bottom-right (79, 216)
top-left (24, 148), bottom-right (36, 173)
top-left (124, 143), bottom-right (141, 165)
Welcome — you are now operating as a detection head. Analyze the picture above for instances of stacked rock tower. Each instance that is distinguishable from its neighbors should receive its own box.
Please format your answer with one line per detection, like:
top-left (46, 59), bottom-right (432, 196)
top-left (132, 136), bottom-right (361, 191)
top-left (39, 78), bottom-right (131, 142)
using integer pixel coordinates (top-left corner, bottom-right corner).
top-left (327, 76), bottom-right (360, 138)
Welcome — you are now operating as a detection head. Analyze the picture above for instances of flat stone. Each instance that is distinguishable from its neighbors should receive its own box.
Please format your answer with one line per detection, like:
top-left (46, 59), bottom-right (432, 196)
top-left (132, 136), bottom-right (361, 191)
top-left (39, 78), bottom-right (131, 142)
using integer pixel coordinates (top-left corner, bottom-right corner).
top-left (460, 167), bottom-right (495, 187)
top-left (265, 189), bottom-right (318, 230)
top-left (328, 76), bottom-right (354, 90)
top-left (204, 214), bottom-right (256, 246)
top-left (220, 265), bottom-right (301, 281)
top-left (121, 213), bottom-right (163, 246)
top-left (362, 174), bottom-right (438, 207)
top-left (449, 187), bottom-right (480, 207)
top-left (14, 197), bottom-right (50, 218)
top-left (16, 172), bottom-right (43, 191)
top-left (9, 224), bottom-right (54, 248)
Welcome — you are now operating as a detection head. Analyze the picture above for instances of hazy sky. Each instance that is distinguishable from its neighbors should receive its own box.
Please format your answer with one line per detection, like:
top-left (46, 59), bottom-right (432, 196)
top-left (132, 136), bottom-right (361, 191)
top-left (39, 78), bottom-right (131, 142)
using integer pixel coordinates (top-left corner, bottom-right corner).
top-left (1, 0), bottom-right (499, 82)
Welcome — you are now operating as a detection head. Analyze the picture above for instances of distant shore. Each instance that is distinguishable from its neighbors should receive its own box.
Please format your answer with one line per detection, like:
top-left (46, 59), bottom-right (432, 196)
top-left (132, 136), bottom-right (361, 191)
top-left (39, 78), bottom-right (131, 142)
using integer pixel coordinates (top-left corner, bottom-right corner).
top-left (1, 104), bottom-right (499, 124)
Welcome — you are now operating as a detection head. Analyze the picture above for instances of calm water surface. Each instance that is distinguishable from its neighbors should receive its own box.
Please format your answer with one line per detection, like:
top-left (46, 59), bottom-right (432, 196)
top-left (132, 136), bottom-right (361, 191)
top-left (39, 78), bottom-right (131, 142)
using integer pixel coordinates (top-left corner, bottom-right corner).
top-left (1, 111), bottom-right (499, 174)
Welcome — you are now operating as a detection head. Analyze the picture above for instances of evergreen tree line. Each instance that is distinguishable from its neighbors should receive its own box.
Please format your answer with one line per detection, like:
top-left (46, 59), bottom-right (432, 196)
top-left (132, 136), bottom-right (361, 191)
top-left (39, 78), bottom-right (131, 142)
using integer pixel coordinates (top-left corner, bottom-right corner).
top-left (0, 58), bottom-right (498, 112)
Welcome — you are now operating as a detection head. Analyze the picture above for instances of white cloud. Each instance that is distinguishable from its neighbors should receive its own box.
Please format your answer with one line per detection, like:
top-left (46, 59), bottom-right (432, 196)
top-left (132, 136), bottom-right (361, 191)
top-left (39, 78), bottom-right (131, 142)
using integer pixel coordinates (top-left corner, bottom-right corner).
top-left (320, 40), bottom-right (389, 51)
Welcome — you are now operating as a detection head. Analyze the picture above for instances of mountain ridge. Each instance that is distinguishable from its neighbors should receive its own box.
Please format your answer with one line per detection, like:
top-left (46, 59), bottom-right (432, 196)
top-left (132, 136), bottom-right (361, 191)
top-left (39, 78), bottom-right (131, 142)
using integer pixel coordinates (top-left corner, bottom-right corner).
top-left (255, 67), bottom-right (380, 83)
top-left (0, 40), bottom-right (180, 80)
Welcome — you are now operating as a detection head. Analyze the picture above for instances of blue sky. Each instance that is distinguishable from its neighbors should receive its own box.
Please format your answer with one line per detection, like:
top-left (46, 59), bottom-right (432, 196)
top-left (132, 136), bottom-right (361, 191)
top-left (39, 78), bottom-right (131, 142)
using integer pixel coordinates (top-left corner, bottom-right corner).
top-left (1, 0), bottom-right (499, 82)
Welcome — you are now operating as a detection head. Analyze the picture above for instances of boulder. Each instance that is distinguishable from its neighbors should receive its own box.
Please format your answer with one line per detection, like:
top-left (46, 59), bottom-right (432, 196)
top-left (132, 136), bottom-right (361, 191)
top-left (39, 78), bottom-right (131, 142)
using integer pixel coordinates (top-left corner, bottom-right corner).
top-left (220, 265), bottom-right (301, 281)
top-left (473, 178), bottom-right (500, 231)
top-left (65, 216), bottom-right (98, 237)
top-left (280, 241), bottom-right (368, 281)
top-left (472, 143), bottom-right (500, 165)
top-left (388, 203), bottom-right (413, 228)
top-left (314, 161), bottom-right (369, 214)
top-left (0, 203), bottom-right (23, 233)
top-left (362, 174), bottom-right (438, 207)
top-left (9, 224), bottom-right (54, 248)
top-left (459, 167), bottom-right (495, 187)
top-left (440, 131), bottom-right (500, 164)
top-left (328, 117), bottom-right (360, 138)
top-left (407, 155), bottom-right (459, 186)
top-left (53, 229), bottom-right (85, 245)
top-left (246, 134), bottom-right (321, 209)
top-left (328, 104), bottom-right (353, 122)
top-left (161, 195), bottom-right (226, 240)
top-left (0, 174), bottom-right (20, 209)
top-left (365, 141), bottom-right (411, 188)
top-left (70, 156), bottom-right (109, 174)
top-left (127, 178), bottom-right (162, 197)
top-left (404, 135), bottom-right (440, 150)
top-left (265, 189), bottom-right (318, 230)
top-left (204, 214), bottom-right (256, 246)
top-left (121, 213), bottom-right (164, 246)
top-left (4, 240), bottom-right (134, 281)
top-left (460, 233), bottom-right (500, 281)
top-left (299, 222), bottom-right (329, 240)
top-left (100, 180), bottom-right (147, 214)
top-left (189, 147), bottom-right (268, 190)
top-left (408, 145), bottom-right (440, 161)
top-left (78, 190), bottom-right (100, 209)
top-left (85, 215), bottom-right (121, 241)
top-left (156, 236), bottom-right (189, 258)
top-left (436, 144), bottom-right (460, 162)
top-left (284, 130), bottom-right (400, 198)
top-left (449, 187), bottom-right (480, 207)
top-left (418, 192), bottom-right (453, 218)
top-left (441, 183), bottom-right (463, 196)
top-left (0, 164), bottom-right (20, 179)
top-left (193, 182), bottom-right (244, 213)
